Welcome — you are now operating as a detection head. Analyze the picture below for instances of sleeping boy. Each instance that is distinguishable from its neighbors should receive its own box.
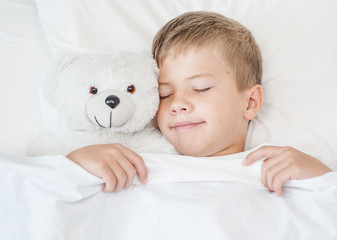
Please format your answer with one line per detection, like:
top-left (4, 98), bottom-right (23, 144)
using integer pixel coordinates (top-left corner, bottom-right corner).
top-left (67, 11), bottom-right (332, 196)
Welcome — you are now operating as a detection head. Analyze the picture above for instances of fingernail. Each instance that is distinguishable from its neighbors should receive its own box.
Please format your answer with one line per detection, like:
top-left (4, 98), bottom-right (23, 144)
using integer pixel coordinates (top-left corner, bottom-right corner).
top-left (143, 177), bottom-right (148, 184)
top-left (242, 158), bottom-right (248, 165)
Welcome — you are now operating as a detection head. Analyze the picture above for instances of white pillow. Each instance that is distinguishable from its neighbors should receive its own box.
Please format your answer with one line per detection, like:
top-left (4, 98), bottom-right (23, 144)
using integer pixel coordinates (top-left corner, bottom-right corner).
top-left (36, 0), bottom-right (337, 168)
top-left (0, 0), bottom-right (52, 155)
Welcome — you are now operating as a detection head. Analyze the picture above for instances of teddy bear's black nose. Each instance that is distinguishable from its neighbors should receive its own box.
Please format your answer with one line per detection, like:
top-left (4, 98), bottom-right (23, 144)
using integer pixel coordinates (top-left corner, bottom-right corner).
top-left (105, 95), bottom-right (120, 109)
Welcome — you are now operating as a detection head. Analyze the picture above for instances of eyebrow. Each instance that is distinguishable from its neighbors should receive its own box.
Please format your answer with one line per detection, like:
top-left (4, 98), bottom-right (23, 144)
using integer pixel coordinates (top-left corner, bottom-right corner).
top-left (185, 73), bottom-right (215, 81)
top-left (159, 73), bottom-right (215, 85)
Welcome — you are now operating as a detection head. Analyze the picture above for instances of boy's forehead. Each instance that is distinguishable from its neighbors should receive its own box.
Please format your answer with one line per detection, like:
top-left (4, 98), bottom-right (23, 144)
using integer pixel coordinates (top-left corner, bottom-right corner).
top-left (161, 45), bottom-right (228, 64)
top-left (158, 47), bottom-right (235, 86)
top-left (159, 45), bottom-right (201, 66)
top-left (159, 46), bottom-right (230, 74)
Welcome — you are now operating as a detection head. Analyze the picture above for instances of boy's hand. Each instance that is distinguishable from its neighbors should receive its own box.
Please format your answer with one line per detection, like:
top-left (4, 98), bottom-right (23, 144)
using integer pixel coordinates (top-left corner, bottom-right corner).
top-left (243, 146), bottom-right (332, 196)
top-left (66, 144), bottom-right (147, 193)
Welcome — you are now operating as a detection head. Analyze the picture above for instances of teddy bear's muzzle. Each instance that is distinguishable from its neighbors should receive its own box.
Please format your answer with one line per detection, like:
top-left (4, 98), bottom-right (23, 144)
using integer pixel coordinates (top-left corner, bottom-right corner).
top-left (86, 90), bottom-right (135, 129)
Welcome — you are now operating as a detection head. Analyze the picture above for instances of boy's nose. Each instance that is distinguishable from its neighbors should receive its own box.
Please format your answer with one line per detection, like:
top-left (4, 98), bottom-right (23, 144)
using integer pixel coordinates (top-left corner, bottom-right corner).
top-left (170, 104), bottom-right (188, 114)
top-left (169, 93), bottom-right (192, 114)
top-left (169, 99), bottom-right (191, 114)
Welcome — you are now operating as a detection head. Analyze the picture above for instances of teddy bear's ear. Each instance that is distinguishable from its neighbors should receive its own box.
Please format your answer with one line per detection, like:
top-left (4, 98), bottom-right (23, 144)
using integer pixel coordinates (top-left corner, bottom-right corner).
top-left (47, 53), bottom-right (80, 88)
top-left (53, 53), bottom-right (79, 77)
top-left (41, 53), bottom-right (80, 107)
top-left (140, 50), bottom-right (160, 78)
top-left (35, 53), bottom-right (81, 131)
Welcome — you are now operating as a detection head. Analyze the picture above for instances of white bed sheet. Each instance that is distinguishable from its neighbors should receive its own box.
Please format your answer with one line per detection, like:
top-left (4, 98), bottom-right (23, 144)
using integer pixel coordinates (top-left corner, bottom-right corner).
top-left (1, 149), bottom-right (337, 240)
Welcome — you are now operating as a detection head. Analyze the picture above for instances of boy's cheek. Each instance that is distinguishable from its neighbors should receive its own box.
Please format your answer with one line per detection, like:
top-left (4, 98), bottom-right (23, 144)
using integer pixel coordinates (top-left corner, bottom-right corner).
top-left (152, 115), bottom-right (160, 129)
top-left (156, 110), bottom-right (166, 131)
top-left (157, 103), bottom-right (168, 120)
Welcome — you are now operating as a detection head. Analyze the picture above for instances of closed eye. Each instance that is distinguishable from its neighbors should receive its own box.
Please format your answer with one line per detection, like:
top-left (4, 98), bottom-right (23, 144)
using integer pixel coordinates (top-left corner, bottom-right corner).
top-left (160, 94), bottom-right (172, 99)
top-left (194, 87), bottom-right (211, 93)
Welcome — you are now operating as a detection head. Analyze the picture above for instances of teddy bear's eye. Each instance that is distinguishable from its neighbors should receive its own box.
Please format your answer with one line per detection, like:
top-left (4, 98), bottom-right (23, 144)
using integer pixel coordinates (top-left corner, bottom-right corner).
top-left (89, 86), bottom-right (98, 95)
top-left (127, 84), bottom-right (136, 94)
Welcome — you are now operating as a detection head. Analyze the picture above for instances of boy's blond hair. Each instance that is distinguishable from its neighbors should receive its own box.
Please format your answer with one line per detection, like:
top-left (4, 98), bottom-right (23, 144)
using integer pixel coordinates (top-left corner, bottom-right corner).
top-left (152, 11), bottom-right (262, 90)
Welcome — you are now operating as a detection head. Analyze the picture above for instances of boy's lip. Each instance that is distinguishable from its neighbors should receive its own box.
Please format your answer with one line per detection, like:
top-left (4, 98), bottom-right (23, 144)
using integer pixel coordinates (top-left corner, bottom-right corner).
top-left (173, 121), bottom-right (205, 131)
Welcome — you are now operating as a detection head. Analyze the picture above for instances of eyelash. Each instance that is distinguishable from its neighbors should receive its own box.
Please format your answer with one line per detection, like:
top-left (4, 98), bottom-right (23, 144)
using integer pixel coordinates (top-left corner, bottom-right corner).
top-left (194, 87), bottom-right (211, 93)
top-left (160, 94), bottom-right (171, 100)
top-left (160, 88), bottom-right (211, 99)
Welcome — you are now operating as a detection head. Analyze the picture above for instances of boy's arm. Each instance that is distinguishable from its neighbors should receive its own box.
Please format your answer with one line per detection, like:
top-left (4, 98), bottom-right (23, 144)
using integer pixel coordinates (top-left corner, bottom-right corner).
top-left (242, 146), bottom-right (332, 196)
top-left (66, 144), bottom-right (148, 193)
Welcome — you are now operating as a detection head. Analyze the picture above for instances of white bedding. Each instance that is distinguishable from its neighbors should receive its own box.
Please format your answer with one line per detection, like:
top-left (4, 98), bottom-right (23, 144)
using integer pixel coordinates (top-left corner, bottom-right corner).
top-left (1, 149), bottom-right (337, 240)
top-left (0, 0), bottom-right (52, 154)
top-left (1, 1), bottom-right (337, 239)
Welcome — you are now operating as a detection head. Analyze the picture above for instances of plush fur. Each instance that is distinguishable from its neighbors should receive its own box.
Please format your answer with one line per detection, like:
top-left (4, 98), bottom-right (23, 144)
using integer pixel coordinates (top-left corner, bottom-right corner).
top-left (27, 51), bottom-right (177, 156)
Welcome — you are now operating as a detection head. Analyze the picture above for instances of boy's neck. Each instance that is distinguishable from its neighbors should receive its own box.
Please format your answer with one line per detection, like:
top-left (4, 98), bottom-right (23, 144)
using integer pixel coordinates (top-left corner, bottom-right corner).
top-left (209, 141), bottom-right (246, 157)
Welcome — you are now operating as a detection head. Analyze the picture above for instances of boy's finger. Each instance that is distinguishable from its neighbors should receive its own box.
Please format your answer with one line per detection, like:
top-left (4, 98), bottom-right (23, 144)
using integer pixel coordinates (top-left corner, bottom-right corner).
top-left (102, 168), bottom-right (117, 193)
top-left (117, 158), bottom-right (137, 188)
top-left (243, 146), bottom-right (287, 166)
top-left (271, 167), bottom-right (292, 196)
top-left (116, 144), bottom-right (148, 184)
top-left (261, 154), bottom-right (289, 186)
top-left (109, 162), bottom-right (127, 192)
top-left (263, 160), bottom-right (290, 192)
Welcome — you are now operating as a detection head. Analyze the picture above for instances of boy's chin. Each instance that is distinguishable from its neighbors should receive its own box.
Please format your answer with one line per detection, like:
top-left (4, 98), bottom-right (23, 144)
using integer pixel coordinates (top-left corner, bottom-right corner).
top-left (177, 146), bottom-right (208, 157)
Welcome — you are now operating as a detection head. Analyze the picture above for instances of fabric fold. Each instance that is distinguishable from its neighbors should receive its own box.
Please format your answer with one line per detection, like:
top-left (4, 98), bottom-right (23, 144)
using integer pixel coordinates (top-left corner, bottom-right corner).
top-left (1, 150), bottom-right (337, 240)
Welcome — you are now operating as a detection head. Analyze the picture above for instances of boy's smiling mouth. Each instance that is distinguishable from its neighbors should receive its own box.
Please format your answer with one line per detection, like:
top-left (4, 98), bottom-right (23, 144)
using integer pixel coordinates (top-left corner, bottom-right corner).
top-left (173, 121), bottom-right (206, 131)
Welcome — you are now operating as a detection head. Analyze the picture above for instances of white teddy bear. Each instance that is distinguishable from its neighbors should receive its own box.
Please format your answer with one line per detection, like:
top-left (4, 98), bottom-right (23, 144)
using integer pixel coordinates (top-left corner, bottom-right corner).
top-left (27, 51), bottom-right (177, 156)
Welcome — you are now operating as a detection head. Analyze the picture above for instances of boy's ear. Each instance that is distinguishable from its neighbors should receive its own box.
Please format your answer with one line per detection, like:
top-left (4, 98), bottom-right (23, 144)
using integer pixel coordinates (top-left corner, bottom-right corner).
top-left (244, 84), bottom-right (264, 120)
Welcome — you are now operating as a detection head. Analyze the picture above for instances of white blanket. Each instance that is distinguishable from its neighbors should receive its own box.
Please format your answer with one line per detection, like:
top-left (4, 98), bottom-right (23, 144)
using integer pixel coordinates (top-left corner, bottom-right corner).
top-left (1, 150), bottom-right (337, 240)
